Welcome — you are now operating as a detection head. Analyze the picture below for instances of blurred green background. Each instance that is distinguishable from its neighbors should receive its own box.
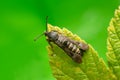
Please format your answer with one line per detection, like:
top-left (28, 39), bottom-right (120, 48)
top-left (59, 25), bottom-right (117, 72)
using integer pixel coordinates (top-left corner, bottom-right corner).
top-left (0, 0), bottom-right (120, 80)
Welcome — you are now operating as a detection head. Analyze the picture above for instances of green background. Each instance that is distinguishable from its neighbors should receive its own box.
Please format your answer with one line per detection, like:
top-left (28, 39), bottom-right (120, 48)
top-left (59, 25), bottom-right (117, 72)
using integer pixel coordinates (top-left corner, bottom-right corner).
top-left (0, 0), bottom-right (120, 80)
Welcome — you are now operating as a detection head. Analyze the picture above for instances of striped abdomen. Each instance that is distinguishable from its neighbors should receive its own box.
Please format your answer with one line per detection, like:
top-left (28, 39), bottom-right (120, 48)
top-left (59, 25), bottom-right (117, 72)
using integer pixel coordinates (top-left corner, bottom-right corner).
top-left (56, 35), bottom-right (81, 55)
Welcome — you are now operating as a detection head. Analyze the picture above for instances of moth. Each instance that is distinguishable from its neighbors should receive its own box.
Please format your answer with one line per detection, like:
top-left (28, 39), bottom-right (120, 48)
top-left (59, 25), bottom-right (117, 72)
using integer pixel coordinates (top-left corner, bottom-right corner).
top-left (34, 16), bottom-right (89, 63)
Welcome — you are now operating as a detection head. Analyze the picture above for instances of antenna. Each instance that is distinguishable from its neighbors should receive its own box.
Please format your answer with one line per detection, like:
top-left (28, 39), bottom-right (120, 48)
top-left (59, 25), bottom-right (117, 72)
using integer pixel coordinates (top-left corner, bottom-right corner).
top-left (46, 16), bottom-right (48, 31)
top-left (34, 16), bottom-right (48, 42)
top-left (34, 33), bottom-right (44, 41)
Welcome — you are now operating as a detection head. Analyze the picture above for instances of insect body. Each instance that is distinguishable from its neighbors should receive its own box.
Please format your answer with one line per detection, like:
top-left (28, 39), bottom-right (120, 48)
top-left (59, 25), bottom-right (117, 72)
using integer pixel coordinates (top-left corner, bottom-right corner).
top-left (45, 30), bottom-right (88, 63)
top-left (34, 16), bottom-right (89, 63)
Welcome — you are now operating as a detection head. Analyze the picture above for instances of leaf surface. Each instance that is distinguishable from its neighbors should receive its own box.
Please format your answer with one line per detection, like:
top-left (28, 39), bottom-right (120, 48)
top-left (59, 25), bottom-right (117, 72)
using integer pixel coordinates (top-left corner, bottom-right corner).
top-left (47, 24), bottom-right (116, 80)
top-left (107, 6), bottom-right (120, 79)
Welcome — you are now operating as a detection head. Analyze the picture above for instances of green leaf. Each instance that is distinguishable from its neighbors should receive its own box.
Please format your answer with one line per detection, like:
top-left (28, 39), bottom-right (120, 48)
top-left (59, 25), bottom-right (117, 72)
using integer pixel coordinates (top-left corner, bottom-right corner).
top-left (47, 24), bottom-right (116, 80)
top-left (107, 6), bottom-right (120, 79)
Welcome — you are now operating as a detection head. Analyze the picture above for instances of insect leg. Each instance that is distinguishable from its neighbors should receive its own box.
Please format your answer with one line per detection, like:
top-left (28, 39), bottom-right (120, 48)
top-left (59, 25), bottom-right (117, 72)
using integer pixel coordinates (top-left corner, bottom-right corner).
top-left (46, 38), bottom-right (53, 48)
top-left (79, 49), bottom-right (84, 56)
